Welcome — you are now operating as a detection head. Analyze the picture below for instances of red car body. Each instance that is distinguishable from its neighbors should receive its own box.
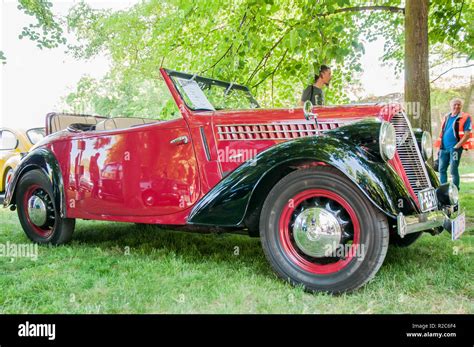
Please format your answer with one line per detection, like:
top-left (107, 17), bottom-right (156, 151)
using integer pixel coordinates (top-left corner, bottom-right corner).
top-left (37, 70), bottom-right (402, 224)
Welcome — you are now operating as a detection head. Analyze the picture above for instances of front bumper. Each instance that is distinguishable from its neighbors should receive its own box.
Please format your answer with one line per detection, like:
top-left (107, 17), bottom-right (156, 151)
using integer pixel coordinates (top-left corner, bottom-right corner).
top-left (397, 206), bottom-right (460, 238)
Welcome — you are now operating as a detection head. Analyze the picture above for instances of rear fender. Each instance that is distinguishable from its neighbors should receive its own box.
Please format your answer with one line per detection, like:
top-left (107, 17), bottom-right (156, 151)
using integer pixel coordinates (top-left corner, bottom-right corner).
top-left (3, 148), bottom-right (66, 217)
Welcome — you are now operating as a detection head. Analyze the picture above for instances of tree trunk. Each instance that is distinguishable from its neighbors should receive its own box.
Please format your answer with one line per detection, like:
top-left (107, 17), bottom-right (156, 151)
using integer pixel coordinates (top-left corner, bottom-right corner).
top-left (404, 0), bottom-right (431, 133)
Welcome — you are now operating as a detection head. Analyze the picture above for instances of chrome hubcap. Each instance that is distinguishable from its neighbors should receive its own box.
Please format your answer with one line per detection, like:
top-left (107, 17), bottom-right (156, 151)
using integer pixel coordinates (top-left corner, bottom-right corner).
top-left (27, 195), bottom-right (48, 226)
top-left (293, 207), bottom-right (342, 257)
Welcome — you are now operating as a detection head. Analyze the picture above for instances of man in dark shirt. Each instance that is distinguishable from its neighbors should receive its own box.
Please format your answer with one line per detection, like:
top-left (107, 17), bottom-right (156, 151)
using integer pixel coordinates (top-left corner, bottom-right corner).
top-left (300, 65), bottom-right (332, 106)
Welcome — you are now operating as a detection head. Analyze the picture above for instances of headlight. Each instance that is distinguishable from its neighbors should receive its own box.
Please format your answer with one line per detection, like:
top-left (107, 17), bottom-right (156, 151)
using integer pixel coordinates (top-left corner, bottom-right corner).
top-left (436, 182), bottom-right (459, 205)
top-left (448, 183), bottom-right (459, 205)
top-left (379, 121), bottom-right (396, 161)
top-left (421, 131), bottom-right (432, 160)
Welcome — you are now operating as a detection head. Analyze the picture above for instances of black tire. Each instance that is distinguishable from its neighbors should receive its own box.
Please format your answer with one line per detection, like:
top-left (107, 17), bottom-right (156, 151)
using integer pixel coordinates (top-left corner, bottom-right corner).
top-left (390, 231), bottom-right (422, 247)
top-left (3, 167), bottom-right (14, 192)
top-left (259, 166), bottom-right (389, 294)
top-left (16, 169), bottom-right (75, 245)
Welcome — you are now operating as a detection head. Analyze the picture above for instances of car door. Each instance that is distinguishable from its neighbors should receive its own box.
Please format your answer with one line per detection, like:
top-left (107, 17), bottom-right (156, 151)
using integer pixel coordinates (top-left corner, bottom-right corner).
top-left (58, 117), bottom-right (201, 218)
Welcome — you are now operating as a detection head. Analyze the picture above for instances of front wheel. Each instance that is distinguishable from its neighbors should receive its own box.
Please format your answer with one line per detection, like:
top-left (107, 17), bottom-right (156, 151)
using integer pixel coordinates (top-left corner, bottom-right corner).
top-left (16, 170), bottom-right (75, 245)
top-left (259, 166), bottom-right (389, 294)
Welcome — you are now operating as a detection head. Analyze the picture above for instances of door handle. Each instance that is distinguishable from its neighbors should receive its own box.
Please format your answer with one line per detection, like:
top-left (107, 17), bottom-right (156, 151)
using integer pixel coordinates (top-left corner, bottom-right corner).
top-left (170, 135), bottom-right (189, 145)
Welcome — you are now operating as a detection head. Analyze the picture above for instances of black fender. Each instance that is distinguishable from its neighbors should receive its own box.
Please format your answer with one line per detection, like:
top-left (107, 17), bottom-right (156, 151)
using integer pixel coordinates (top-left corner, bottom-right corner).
top-left (425, 161), bottom-right (441, 187)
top-left (188, 125), bottom-right (417, 228)
top-left (3, 147), bottom-right (67, 217)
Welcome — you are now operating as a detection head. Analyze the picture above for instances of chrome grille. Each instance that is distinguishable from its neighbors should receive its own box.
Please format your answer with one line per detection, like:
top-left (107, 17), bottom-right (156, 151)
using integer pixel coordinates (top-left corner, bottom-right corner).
top-left (390, 112), bottom-right (431, 195)
top-left (216, 121), bottom-right (342, 141)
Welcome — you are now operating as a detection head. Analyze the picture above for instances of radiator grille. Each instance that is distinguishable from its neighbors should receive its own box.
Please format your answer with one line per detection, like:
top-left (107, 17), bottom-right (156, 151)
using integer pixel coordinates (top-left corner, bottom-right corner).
top-left (390, 112), bottom-right (432, 195)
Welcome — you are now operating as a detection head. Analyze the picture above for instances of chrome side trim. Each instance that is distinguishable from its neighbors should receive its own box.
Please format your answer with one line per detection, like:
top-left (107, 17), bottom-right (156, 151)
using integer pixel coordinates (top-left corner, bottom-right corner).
top-left (199, 127), bottom-right (211, 161)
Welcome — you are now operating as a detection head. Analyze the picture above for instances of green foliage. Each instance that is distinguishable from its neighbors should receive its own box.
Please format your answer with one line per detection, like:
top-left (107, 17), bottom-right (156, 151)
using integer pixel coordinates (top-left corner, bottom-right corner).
top-left (429, 0), bottom-right (474, 60)
top-left (63, 72), bottom-right (179, 120)
top-left (17, 0), bottom-right (66, 49)
top-left (0, 51), bottom-right (6, 65)
top-left (364, 0), bottom-right (474, 74)
top-left (61, 0), bottom-right (472, 116)
top-left (64, 0), bottom-right (369, 113)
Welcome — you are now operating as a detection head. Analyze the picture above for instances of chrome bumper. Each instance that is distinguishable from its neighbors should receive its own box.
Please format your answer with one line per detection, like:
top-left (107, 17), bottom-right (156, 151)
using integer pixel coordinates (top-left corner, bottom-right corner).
top-left (397, 206), bottom-right (458, 238)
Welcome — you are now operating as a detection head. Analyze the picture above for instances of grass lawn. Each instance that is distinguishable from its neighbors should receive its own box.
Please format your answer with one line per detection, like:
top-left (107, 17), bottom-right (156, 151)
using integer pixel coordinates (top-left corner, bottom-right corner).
top-left (0, 182), bottom-right (473, 314)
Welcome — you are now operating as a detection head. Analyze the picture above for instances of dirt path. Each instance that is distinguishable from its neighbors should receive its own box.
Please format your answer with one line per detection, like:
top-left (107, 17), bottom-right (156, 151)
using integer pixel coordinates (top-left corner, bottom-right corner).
top-left (461, 173), bottom-right (474, 183)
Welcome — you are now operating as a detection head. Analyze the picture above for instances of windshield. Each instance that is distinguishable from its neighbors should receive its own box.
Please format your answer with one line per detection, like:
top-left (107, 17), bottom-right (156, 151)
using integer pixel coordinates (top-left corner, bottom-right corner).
top-left (166, 69), bottom-right (260, 111)
top-left (26, 128), bottom-right (46, 144)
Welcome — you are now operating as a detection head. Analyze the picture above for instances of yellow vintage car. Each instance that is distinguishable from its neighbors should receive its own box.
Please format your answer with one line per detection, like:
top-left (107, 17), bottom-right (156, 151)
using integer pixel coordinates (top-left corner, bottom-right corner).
top-left (0, 127), bottom-right (45, 192)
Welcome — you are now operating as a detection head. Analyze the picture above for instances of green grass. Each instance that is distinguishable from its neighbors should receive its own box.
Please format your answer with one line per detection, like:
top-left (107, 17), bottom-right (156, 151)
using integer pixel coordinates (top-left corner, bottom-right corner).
top-left (456, 151), bottom-right (474, 176)
top-left (0, 184), bottom-right (473, 314)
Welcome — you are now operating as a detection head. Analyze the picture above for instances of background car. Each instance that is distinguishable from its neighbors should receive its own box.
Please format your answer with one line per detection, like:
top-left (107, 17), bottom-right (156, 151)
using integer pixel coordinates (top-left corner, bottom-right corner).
top-left (0, 127), bottom-right (45, 192)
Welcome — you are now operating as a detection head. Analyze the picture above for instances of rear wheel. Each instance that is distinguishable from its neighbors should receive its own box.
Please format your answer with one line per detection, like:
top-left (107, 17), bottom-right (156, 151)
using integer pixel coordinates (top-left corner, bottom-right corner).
top-left (259, 167), bottom-right (389, 294)
top-left (16, 170), bottom-right (75, 245)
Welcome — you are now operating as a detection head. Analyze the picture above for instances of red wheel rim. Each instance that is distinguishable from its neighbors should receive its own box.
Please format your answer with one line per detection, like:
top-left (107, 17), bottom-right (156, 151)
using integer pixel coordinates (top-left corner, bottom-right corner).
top-left (279, 189), bottom-right (361, 275)
top-left (22, 184), bottom-right (54, 238)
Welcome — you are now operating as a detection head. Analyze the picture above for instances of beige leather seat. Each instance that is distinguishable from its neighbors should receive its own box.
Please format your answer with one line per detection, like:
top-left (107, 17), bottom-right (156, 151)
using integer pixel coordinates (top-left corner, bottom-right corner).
top-left (50, 114), bottom-right (102, 133)
top-left (95, 117), bottom-right (157, 131)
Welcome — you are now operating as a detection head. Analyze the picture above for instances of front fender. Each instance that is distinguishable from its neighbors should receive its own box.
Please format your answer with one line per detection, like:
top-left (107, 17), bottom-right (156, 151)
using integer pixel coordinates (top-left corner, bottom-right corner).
top-left (3, 147), bottom-right (66, 217)
top-left (425, 161), bottom-right (440, 187)
top-left (188, 134), bottom-right (417, 227)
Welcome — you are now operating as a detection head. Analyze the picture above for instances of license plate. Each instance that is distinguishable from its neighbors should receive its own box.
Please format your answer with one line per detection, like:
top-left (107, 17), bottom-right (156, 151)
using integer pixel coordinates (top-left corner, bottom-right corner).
top-left (418, 188), bottom-right (437, 212)
top-left (451, 212), bottom-right (466, 240)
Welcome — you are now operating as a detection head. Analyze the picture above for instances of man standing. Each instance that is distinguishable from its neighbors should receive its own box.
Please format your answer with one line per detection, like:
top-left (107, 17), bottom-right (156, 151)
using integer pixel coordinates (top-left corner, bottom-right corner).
top-left (300, 65), bottom-right (332, 106)
top-left (434, 98), bottom-right (473, 190)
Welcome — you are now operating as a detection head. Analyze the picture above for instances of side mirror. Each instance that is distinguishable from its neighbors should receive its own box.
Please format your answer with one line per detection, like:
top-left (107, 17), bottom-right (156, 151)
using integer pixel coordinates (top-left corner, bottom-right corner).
top-left (303, 100), bottom-right (315, 121)
top-left (303, 100), bottom-right (320, 134)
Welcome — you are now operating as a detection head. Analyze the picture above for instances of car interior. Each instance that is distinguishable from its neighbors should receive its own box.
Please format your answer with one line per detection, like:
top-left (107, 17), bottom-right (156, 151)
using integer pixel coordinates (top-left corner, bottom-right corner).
top-left (95, 117), bottom-right (157, 131)
top-left (46, 113), bottom-right (160, 134)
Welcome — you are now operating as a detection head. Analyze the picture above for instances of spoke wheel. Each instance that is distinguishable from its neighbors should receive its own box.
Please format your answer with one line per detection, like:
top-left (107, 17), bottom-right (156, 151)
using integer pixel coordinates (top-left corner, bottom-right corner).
top-left (279, 189), bottom-right (360, 274)
top-left (22, 184), bottom-right (56, 238)
top-left (16, 170), bottom-right (75, 245)
top-left (259, 166), bottom-right (389, 294)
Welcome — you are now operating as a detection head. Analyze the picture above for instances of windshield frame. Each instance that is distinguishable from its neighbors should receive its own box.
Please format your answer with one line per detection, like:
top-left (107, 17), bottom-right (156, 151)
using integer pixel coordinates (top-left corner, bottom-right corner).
top-left (164, 69), bottom-right (260, 112)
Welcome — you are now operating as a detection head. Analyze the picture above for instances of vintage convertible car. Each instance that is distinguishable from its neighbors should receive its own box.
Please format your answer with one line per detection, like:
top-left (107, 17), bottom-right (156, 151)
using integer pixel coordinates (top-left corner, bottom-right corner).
top-left (3, 68), bottom-right (465, 293)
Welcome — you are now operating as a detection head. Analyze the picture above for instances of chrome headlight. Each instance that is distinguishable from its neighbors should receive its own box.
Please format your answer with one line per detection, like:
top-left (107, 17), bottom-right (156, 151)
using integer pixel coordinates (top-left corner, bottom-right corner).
top-left (421, 131), bottom-right (432, 160)
top-left (436, 182), bottom-right (459, 206)
top-left (379, 121), bottom-right (396, 161)
top-left (448, 183), bottom-right (459, 205)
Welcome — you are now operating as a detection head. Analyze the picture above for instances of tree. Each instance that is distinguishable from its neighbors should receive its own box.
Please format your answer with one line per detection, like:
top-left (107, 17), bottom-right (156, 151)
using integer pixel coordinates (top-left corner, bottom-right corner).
top-left (1, 0), bottom-right (66, 64)
top-left (64, 0), bottom-right (390, 110)
top-left (405, 0), bottom-right (430, 131)
top-left (62, 0), bottom-right (473, 132)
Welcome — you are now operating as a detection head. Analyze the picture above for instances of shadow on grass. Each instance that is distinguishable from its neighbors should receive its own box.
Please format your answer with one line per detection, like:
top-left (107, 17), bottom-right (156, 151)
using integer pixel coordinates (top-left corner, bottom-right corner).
top-left (72, 220), bottom-right (274, 276)
top-left (71, 220), bottom-right (453, 280)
